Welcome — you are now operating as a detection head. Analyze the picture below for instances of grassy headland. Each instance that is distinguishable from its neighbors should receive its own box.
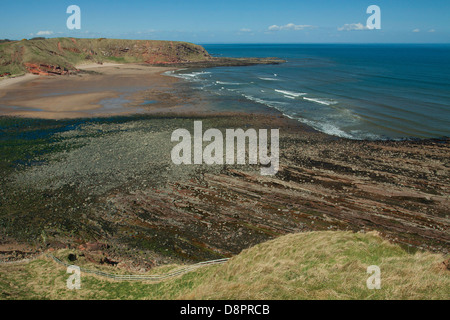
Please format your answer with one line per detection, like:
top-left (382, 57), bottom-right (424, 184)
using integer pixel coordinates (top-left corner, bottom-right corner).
top-left (0, 231), bottom-right (448, 300)
top-left (0, 37), bottom-right (284, 77)
top-left (0, 38), bottom-right (209, 76)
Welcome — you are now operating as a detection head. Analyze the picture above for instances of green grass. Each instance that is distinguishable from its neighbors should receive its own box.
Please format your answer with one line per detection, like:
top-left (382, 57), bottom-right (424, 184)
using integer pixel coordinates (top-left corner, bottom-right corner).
top-left (0, 37), bottom-right (210, 75)
top-left (1, 231), bottom-right (448, 300)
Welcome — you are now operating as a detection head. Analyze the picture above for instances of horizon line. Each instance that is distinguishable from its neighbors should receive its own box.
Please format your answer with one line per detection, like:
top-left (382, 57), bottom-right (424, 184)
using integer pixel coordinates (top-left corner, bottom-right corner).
top-left (2, 37), bottom-right (450, 45)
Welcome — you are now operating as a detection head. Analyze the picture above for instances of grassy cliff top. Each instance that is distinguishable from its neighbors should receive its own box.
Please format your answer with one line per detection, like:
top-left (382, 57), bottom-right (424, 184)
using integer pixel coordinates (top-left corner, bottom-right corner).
top-left (0, 37), bottom-right (211, 76)
top-left (0, 38), bottom-right (285, 77)
top-left (1, 231), bottom-right (448, 300)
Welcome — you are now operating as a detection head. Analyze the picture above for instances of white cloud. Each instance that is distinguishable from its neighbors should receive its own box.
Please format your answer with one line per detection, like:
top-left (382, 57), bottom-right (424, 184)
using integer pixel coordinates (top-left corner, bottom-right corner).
top-left (338, 23), bottom-right (369, 31)
top-left (412, 29), bottom-right (420, 33)
top-left (428, 29), bottom-right (436, 33)
top-left (240, 28), bottom-right (252, 32)
top-left (36, 30), bottom-right (54, 36)
top-left (268, 23), bottom-right (315, 31)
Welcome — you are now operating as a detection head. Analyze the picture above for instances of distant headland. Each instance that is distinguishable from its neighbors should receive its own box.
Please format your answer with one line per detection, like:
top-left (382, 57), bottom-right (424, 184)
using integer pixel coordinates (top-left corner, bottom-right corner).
top-left (0, 38), bottom-right (284, 77)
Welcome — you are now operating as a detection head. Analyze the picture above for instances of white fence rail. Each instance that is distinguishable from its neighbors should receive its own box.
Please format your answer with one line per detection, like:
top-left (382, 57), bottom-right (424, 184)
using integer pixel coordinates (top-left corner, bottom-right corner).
top-left (48, 254), bottom-right (229, 281)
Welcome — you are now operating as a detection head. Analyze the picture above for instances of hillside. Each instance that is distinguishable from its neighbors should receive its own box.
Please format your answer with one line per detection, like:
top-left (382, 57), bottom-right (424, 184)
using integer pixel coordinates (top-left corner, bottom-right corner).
top-left (1, 231), bottom-right (448, 300)
top-left (0, 37), bottom-right (212, 76)
top-left (0, 38), bottom-right (284, 77)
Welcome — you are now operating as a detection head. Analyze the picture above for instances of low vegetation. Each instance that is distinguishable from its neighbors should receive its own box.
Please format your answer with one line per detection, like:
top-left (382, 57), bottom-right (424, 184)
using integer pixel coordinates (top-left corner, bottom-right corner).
top-left (0, 37), bottom-right (211, 76)
top-left (1, 231), bottom-right (448, 300)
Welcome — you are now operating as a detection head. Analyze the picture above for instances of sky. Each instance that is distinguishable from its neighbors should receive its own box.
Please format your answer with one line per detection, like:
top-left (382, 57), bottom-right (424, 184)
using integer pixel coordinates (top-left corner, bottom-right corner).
top-left (1, 0), bottom-right (449, 43)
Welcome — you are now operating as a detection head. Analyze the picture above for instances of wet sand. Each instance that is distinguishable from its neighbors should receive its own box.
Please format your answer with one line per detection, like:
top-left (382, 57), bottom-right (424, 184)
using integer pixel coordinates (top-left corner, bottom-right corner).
top-left (0, 74), bottom-right (39, 91)
top-left (0, 64), bottom-right (180, 119)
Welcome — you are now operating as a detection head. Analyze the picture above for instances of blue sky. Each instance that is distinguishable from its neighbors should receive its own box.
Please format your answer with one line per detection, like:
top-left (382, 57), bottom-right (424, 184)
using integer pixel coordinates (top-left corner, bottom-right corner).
top-left (1, 0), bottom-right (449, 43)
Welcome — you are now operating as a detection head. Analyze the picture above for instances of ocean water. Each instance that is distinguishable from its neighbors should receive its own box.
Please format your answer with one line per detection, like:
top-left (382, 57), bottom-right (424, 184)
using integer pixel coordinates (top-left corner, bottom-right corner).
top-left (167, 44), bottom-right (450, 140)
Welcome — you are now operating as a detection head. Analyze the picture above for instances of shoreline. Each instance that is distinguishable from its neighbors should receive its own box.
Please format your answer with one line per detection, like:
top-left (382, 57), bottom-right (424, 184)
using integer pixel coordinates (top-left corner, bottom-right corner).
top-left (1, 63), bottom-right (447, 142)
top-left (0, 73), bottom-right (39, 90)
top-left (0, 62), bottom-right (448, 264)
top-left (0, 63), bottom-right (447, 142)
top-left (0, 64), bottom-right (180, 119)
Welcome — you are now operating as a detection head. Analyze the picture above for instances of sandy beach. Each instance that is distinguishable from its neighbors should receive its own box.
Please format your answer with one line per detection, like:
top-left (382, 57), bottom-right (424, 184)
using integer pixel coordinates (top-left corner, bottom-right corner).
top-left (0, 74), bottom-right (40, 99)
top-left (0, 63), bottom-right (180, 119)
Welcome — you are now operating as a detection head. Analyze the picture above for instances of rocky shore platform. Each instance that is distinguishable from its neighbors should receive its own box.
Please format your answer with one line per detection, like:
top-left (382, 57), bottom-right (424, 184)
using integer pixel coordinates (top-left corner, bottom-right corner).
top-left (0, 108), bottom-right (448, 270)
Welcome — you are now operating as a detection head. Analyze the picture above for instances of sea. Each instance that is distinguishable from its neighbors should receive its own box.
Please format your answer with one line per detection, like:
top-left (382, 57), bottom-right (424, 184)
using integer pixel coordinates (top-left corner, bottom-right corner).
top-left (166, 44), bottom-right (450, 140)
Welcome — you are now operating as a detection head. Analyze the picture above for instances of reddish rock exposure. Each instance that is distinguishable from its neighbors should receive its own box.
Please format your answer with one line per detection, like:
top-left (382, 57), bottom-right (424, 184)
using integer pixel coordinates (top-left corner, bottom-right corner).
top-left (24, 63), bottom-right (72, 76)
top-left (443, 258), bottom-right (450, 270)
top-left (78, 242), bottom-right (108, 252)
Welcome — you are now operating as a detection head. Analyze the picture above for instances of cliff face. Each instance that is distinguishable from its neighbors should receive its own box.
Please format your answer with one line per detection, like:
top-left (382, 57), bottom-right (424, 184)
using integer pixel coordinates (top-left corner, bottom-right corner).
top-left (0, 38), bottom-right (212, 76)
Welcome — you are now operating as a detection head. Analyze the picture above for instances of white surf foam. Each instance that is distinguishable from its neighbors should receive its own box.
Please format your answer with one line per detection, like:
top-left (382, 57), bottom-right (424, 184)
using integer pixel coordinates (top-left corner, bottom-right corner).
top-left (303, 97), bottom-right (338, 106)
top-left (215, 81), bottom-right (243, 85)
top-left (168, 71), bottom-right (211, 81)
top-left (299, 119), bottom-right (355, 139)
top-left (275, 89), bottom-right (307, 98)
top-left (184, 71), bottom-right (211, 77)
top-left (242, 94), bottom-right (287, 109)
top-left (259, 77), bottom-right (280, 81)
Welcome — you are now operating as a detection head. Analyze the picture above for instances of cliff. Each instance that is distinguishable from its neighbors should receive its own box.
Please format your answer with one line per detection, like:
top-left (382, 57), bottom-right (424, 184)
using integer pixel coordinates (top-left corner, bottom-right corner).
top-left (0, 38), bottom-right (212, 76)
top-left (0, 38), bottom-right (285, 77)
